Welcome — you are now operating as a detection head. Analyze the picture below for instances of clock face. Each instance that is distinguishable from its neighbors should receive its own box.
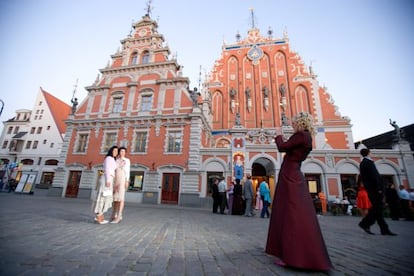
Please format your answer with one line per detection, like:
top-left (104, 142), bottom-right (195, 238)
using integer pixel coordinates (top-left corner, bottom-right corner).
top-left (247, 45), bottom-right (263, 62)
top-left (139, 29), bottom-right (147, 37)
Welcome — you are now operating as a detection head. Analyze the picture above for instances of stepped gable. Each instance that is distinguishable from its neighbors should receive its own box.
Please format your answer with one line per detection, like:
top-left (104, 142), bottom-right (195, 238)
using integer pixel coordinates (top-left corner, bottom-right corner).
top-left (205, 23), bottom-right (352, 149)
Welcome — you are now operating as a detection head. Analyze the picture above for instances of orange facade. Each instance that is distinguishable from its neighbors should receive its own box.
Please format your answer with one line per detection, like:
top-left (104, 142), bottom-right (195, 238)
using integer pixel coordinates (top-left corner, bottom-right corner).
top-left (49, 12), bottom-right (412, 206)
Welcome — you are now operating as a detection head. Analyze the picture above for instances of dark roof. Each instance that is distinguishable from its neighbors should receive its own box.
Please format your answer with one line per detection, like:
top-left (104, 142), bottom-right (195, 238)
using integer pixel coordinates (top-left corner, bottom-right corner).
top-left (355, 124), bottom-right (414, 151)
top-left (12, 131), bottom-right (28, 139)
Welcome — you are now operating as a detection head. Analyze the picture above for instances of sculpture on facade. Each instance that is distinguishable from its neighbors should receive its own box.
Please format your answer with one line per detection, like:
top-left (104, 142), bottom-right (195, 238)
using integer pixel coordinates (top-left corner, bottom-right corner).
top-left (262, 86), bottom-right (269, 98)
top-left (190, 87), bottom-right (199, 107)
top-left (235, 112), bottom-right (241, 126)
top-left (281, 112), bottom-right (289, 126)
top-left (71, 97), bottom-right (78, 115)
top-left (245, 87), bottom-right (251, 99)
top-left (229, 87), bottom-right (236, 100)
top-left (279, 83), bottom-right (286, 97)
top-left (389, 119), bottom-right (401, 141)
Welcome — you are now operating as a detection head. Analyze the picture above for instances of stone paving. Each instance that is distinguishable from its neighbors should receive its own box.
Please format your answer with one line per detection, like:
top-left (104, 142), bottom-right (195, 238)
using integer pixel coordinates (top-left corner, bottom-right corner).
top-left (0, 193), bottom-right (413, 276)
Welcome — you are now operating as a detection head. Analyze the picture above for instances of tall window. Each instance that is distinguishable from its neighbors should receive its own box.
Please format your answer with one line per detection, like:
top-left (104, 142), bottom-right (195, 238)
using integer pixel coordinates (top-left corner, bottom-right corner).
top-left (30, 127), bottom-right (35, 134)
top-left (167, 130), bottom-right (182, 153)
top-left (26, 141), bottom-right (32, 149)
top-left (112, 96), bottom-right (123, 113)
top-left (76, 133), bottom-right (89, 153)
top-left (14, 126), bottom-right (19, 134)
top-left (37, 127), bottom-right (43, 134)
top-left (142, 51), bottom-right (150, 64)
top-left (2, 140), bottom-right (8, 149)
top-left (7, 127), bottom-right (12, 134)
top-left (103, 132), bottom-right (117, 153)
top-left (134, 131), bottom-right (147, 152)
top-left (32, 140), bottom-right (38, 149)
top-left (141, 95), bottom-right (153, 111)
top-left (131, 53), bottom-right (138, 65)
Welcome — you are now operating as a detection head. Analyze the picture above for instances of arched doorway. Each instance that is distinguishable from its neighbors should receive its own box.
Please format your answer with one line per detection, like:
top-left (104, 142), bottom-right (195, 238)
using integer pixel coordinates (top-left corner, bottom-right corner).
top-left (251, 157), bottom-right (276, 202)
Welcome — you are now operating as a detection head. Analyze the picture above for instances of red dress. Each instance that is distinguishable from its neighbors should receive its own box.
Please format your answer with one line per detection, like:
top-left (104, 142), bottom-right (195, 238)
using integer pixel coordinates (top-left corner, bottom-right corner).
top-left (357, 186), bottom-right (371, 209)
top-left (265, 131), bottom-right (332, 271)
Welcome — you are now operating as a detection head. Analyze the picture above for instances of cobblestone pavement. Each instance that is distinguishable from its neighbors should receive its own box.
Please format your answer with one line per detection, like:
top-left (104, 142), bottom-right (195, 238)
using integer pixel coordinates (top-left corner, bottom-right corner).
top-left (0, 193), bottom-right (413, 276)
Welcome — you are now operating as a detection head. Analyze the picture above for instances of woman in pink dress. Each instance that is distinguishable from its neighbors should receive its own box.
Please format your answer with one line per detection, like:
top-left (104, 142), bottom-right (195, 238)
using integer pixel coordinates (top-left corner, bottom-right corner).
top-left (265, 112), bottom-right (332, 271)
top-left (111, 146), bottom-right (130, 223)
top-left (255, 185), bottom-right (263, 211)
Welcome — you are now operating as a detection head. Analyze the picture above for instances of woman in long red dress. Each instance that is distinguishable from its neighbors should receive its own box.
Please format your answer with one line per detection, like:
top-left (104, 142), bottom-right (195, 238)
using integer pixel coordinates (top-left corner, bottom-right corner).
top-left (265, 112), bottom-right (332, 271)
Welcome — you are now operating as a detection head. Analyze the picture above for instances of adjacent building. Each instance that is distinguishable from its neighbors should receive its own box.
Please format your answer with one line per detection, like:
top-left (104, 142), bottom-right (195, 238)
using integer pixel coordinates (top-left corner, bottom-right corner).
top-left (0, 88), bottom-right (71, 192)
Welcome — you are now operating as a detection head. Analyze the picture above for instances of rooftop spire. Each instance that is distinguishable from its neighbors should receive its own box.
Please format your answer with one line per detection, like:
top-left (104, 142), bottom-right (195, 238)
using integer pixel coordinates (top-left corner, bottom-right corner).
top-left (249, 8), bottom-right (256, 29)
top-left (145, 0), bottom-right (153, 17)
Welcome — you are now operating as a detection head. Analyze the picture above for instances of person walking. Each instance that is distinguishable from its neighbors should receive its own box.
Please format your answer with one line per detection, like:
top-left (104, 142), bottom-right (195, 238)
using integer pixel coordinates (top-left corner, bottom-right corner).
top-left (111, 146), bottom-right (130, 224)
top-left (259, 180), bottom-right (271, 218)
top-left (385, 183), bottom-right (400, 220)
top-left (211, 178), bottom-right (219, 213)
top-left (227, 181), bottom-right (234, 215)
top-left (399, 184), bottom-right (413, 221)
top-left (265, 112), bottom-right (332, 271)
top-left (93, 146), bottom-right (118, 224)
top-left (218, 177), bottom-right (227, 214)
top-left (232, 179), bottom-right (244, 215)
top-left (358, 148), bottom-right (397, 235)
top-left (255, 185), bottom-right (263, 212)
top-left (243, 174), bottom-right (254, 217)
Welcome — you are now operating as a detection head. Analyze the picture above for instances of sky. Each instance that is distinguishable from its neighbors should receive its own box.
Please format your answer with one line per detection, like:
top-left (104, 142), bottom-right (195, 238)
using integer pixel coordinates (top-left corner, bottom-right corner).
top-left (0, 0), bottom-right (413, 143)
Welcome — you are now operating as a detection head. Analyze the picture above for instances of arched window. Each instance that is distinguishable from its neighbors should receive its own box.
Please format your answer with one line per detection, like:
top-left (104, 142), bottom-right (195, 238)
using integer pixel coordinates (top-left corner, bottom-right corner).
top-left (130, 52), bottom-right (138, 65)
top-left (45, 159), bottom-right (58, 166)
top-left (142, 51), bottom-right (150, 64)
top-left (21, 159), bottom-right (34, 165)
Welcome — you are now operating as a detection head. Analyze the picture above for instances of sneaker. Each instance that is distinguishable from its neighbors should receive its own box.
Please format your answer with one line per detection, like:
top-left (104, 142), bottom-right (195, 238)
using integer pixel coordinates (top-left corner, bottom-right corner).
top-left (99, 220), bottom-right (109, 224)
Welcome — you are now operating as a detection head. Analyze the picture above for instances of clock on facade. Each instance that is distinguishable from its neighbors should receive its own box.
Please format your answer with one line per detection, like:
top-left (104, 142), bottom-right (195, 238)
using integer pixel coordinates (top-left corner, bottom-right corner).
top-left (247, 45), bottom-right (263, 63)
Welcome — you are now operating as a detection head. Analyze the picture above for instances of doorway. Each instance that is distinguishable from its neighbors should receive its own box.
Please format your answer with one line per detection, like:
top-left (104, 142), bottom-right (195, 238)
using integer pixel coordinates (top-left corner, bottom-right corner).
top-left (161, 173), bottom-right (180, 204)
top-left (65, 170), bottom-right (82, 198)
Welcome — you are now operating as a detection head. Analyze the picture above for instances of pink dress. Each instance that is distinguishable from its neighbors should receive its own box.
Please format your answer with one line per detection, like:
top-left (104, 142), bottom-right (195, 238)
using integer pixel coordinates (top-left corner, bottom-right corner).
top-left (114, 157), bottom-right (130, 201)
top-left (255, 190), bottom-right (263, 210)
top-left (266, 131), bottom-right (332, 271)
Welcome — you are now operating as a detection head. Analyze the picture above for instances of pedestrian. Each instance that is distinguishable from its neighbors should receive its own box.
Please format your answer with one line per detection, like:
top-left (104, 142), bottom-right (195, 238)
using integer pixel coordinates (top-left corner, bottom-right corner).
top-left (356, 176), bottom-right (371, 218)
top-left (385, 183), bottom-right (400, 220)
top-left (259, 180), bottom-right (271, 218)
top-left (358, 148), bottom-right (397, 235)
top-left (399, 184), bottom-right (413, 221)
top-left (218, 177), bottom-right (227, 214)
top-left (111, 146), bottom-right (130, 224)
top-left (211, 178), bottom-right (219, 213)
top-left (232, 179), bottom-right (244, 215)
top-left (227, 180), bottom-right (234, 215)
top-left (255, 185), bottom-right (263, 211)
top-left (265, 112), bottom-right (332, 271)
top-left (243, 174), bottom-right (254, 217)
top-left (93, 145), bottom-right (118, 224)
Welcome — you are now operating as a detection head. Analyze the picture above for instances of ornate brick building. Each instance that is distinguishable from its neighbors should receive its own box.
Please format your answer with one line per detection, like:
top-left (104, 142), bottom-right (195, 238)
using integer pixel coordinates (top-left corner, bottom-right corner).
top-left (49, 12), bottom-right (413, 207)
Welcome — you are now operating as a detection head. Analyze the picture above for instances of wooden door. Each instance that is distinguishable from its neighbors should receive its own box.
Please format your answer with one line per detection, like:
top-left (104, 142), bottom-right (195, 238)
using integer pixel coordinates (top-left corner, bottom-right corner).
top-left (65, 171), bottom-right (82, 198)
top-left (161, 173), bottom-right (179, 204)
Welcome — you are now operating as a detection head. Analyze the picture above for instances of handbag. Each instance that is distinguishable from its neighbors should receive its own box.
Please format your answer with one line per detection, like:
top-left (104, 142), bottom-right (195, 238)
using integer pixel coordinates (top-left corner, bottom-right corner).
top-left (102, 188), bottom-right (112, 197)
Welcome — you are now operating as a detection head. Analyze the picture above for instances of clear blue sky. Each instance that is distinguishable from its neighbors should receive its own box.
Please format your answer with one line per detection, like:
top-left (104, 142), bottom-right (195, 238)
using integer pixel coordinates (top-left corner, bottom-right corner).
top-left (1, 0), bottom-right (413, 142)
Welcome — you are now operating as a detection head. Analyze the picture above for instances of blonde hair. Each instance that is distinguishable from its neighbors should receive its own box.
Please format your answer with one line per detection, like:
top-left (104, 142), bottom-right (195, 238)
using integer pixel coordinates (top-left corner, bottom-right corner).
top-left (292, 112), bottom-right (315, 134)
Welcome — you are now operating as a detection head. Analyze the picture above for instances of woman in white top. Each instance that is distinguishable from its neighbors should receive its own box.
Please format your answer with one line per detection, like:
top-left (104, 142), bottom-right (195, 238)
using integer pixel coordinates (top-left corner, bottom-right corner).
top-left (94, 146), bottom-right (118, 224)
top-left (111, 146), bottom-right (130, 223)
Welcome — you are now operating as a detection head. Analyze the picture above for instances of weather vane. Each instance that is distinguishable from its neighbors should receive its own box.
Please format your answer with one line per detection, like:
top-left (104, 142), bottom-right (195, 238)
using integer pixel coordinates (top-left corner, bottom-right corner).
top-left (145, 0), bottom-right (153, 17)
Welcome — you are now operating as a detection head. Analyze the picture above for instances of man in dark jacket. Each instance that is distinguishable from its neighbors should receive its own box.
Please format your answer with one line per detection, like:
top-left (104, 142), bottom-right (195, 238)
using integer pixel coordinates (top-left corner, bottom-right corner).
top-left (358, 148), bottom-right (396, 236)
